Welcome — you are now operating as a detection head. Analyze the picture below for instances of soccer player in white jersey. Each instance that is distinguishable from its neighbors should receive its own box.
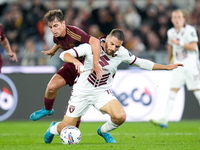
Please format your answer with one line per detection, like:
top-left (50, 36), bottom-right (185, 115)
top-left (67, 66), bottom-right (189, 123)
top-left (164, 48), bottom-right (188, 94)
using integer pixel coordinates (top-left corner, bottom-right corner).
top-left (150, 9), bottom-right (200, 128)
top-left (44, 29), bottom-right (183, 144)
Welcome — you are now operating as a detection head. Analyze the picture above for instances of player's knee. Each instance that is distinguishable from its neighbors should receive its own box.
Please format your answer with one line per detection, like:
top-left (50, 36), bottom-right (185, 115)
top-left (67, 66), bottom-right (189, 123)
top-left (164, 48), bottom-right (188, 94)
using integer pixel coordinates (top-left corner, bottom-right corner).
top-left (47, 84), bottom-right (56, 94)
top-left (114, 110), bottom-right (126, 124)
top-left (120, 111), bottom-right (126, 123)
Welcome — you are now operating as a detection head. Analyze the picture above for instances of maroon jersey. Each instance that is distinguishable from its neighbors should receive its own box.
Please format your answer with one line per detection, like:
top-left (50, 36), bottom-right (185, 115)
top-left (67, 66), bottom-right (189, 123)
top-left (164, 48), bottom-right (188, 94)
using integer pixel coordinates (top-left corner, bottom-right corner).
top-left (0, 24), bottom-right (6, 73)
top-left (53, 25), bottom-right (91, 50)
top-left (55, 25), bottom-right (92, 86)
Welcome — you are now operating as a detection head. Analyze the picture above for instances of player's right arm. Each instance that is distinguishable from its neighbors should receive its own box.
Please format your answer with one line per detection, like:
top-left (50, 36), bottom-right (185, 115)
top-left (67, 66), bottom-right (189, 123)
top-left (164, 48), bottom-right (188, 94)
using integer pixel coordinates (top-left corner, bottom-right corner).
top-left (60, 51), bottom-right (84, 73)
top-left (0, 24), bottom-right (18, 62)
top-left (1, 37), bottom-right (18, 62)
top-left (41, 44), bottom-right (61, 58)
top-left (59, 44), bottom-right (91, 73)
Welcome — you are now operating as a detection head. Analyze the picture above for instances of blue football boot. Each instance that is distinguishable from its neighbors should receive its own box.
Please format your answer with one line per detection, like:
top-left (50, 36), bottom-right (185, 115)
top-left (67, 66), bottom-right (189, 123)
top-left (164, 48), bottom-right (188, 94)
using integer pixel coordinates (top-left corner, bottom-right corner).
top-left (30, 107), bottom-right (54, 121)
top-left (44, 121), bottom-right (57, 143)
top-left (97, 126), bottom-right (116, 143)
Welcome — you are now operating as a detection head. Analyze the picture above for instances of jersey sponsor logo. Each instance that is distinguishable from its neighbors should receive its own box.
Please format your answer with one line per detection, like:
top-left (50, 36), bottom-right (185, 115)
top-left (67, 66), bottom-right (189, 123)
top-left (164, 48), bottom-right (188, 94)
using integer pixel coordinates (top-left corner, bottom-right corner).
top-left (69, 105), bottom-right (75, 113)
top-left (0, 74), bottom-right (18, 121)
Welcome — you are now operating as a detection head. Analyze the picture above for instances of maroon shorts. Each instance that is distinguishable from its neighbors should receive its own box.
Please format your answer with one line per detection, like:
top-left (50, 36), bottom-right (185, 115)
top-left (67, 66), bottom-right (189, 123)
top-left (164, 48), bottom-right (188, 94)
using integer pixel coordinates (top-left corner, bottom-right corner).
top-left (57, 62), bottom-right (79, 86)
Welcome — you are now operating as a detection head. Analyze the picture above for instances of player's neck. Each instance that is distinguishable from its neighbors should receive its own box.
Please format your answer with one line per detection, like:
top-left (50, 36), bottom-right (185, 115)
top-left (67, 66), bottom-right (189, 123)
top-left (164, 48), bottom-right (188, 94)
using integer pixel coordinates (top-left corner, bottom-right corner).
top-left (175, 24), bottom-right (185, 32)
top-left (60, 27), bottom-right (67, 38)
top-left (175, 26), bottom-right (183, 32)
top-left (101, 42), bottom-right (106, 50)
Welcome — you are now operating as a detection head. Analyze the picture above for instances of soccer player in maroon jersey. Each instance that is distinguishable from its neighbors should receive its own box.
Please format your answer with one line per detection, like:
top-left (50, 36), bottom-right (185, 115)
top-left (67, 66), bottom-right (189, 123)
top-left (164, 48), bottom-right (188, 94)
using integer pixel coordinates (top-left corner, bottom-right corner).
top-left (0, 24), bottom-right (18, 73)
top-left (30, 9), bottom-right (103, 122)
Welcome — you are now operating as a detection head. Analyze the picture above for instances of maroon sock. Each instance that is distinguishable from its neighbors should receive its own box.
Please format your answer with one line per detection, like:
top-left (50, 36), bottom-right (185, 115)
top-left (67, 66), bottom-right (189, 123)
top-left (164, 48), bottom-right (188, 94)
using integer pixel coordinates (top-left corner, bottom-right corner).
top-left (76, 120), bottom-right (81, 128)
top-left (44, 97), bottom-right (55, 111)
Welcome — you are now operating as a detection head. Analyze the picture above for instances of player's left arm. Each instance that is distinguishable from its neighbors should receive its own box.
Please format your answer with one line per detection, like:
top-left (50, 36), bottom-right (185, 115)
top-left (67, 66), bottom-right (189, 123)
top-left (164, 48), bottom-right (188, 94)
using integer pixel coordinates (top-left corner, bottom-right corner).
top-left (89, 36), bottom-right (104, 79)
top-left (152, 63), bottom-right (184, 70)
top-left (170, 39), bottom-right (197, 50)
top-left (170, 28), bottom-right (198, 51)
top-left (133, 57), bottom-right (183, 71)
top-left (1, 37), bottom-right (18, 62)
top-left (180, 41), bottom-right (197, 51)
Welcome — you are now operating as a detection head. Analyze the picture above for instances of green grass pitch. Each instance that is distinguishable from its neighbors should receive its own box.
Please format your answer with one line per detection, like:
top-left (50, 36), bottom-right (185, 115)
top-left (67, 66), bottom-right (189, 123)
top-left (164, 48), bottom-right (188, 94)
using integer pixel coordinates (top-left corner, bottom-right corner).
top-left (0, 120), bottom-right (200, 150)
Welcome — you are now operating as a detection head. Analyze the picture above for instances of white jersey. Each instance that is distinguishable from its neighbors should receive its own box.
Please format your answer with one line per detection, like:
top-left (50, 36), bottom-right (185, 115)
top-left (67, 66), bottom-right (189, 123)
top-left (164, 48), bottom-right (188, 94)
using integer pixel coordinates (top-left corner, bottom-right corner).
top-left (167, 24), bottom-right (199, 67)
top-left (66, 39), bottom-right (154, 95)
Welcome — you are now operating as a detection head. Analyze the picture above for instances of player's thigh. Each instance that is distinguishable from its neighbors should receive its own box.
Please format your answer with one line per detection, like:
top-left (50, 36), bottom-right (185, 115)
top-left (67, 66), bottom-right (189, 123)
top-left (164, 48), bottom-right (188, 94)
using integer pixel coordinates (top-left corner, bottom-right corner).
top-left (185, 68), bottom-right (200, 90)
top-left (100, 99), bottom-right (125, 119)
top-left (47, 74), bottom-right (66, 90)
top-left (65, 95), bottom-right (90, 118)
top-left (57, 115), bottom-right (79, 133)
top-left (62, 115), bottom-right (78, 126)
top-left (170, 69), bottom-right (185, 88)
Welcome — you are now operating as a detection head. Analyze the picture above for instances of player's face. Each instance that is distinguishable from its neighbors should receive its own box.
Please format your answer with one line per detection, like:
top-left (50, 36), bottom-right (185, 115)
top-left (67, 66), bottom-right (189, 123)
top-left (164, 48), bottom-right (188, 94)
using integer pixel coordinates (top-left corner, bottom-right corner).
top-left (105, 35), bottom-right (123, 56)
top-left (47, 18), bottom-right (66, 37)
top-left (171, 11), bottom-right (185, 29)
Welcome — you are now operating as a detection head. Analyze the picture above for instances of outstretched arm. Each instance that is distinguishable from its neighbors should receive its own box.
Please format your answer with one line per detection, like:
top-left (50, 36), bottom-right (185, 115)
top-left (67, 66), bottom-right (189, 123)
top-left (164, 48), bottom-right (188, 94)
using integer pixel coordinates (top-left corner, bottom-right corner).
top-left (152, 63), bottom-right (183, 70)
top-left (134, 57), bottom-right (183, 71)
top-left (1, 37), bottom-right (18, 62)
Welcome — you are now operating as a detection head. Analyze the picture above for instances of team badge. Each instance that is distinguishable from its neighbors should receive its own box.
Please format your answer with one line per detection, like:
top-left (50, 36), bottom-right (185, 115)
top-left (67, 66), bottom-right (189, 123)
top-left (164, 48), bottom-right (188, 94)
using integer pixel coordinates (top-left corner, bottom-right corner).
top-left (69, 105), bottom-right (75, 113)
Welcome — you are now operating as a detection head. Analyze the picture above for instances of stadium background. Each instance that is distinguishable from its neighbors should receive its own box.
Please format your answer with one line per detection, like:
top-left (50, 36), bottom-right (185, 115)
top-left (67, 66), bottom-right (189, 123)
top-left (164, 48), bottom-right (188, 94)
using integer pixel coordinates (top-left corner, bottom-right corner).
top-left (0, 0), bottom-right (200, 121)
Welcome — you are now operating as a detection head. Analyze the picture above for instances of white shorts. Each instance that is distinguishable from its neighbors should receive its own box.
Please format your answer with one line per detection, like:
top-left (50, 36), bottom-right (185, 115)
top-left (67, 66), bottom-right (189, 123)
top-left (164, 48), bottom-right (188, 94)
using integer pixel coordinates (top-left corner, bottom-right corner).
top-left (170, 66), bottom-right (200, 90)
top-left (65, 89), bottom-right (116, 118)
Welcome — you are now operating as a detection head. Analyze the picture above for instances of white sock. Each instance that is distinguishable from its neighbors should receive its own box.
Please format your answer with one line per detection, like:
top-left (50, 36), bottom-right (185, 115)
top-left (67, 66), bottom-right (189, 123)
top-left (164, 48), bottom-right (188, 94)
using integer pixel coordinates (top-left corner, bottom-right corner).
top-left (101, 119), bottom-right (119, 133)
top-left (50, 122), bottom-right (60, 135)
top-left (163, 90), bottom-right (177, 121)
top-left (193, 90), bottom-right (200, 105)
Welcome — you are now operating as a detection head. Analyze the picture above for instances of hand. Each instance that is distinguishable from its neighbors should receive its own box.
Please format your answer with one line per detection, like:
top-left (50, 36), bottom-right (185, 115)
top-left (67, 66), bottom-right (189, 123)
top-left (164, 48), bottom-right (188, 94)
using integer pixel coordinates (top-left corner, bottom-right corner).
top-left (41, 50), bottom-right (55, 58)
top-left (9, 52), bottom-right (18, 62)
top-left (73, 61), bottom-right (85, 73)
top-left (167, 63), bottom-right (184, 70)
top-left (90, 64), bottom-right (104, 80)
top-left (170, 39), bottom-right (179, 45)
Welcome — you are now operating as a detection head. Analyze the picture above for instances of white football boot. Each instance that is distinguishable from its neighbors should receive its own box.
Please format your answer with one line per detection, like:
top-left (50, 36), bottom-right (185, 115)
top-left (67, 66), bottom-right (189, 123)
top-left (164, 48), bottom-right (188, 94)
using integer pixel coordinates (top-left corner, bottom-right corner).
top-left (150, 119), bottom-right (168, 128)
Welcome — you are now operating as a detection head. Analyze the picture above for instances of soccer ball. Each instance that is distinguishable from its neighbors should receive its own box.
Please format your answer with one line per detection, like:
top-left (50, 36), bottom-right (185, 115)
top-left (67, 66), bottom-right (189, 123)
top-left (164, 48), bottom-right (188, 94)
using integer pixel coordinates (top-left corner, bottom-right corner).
top-left (60, 125), bottom-right (82, 145)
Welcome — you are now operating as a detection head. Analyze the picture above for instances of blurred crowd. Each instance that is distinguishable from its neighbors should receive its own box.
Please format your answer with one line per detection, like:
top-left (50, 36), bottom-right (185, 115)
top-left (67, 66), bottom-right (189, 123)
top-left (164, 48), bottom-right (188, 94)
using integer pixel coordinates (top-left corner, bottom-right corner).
top-left (0, 0), bottom-right (200, 69)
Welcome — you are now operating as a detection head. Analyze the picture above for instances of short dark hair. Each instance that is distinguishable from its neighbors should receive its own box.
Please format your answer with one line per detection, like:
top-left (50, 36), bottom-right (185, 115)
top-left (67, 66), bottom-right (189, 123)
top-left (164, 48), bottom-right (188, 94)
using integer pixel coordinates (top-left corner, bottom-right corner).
top-left (43, 9), bottom-right (64, 24)
top-left (109, 29), bottom-right (125, 42)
